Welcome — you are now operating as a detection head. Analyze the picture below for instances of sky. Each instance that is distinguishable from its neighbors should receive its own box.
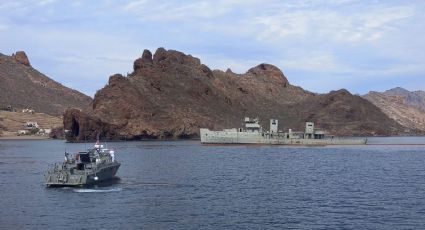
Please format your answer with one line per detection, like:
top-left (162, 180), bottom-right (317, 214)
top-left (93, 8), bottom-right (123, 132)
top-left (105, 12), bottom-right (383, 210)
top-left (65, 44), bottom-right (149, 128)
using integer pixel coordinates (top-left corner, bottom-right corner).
top-left (1, 0), bottom-right (424, 97)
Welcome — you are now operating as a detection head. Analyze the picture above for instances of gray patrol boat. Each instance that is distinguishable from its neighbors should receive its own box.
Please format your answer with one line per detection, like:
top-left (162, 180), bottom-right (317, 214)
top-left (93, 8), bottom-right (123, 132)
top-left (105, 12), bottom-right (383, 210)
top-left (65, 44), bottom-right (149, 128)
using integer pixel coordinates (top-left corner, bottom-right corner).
top-left (200, 117), bottom-right (367, 145)
top-left (45, 141), bottom-right (120, 187)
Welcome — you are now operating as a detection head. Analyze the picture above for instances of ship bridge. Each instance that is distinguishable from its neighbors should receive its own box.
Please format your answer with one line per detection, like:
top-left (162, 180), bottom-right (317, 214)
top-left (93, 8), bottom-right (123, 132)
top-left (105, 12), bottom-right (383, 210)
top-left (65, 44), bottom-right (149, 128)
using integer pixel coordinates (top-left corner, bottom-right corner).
top-left (244, 117), bottom-right (262, 133)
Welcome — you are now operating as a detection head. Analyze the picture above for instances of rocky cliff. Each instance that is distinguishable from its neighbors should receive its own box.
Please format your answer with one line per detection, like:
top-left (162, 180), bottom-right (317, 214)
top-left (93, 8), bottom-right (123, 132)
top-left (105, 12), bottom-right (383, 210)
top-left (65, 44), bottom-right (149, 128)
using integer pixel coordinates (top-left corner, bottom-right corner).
top-left (64, 48), bottom-right (405, 141)
top-left (364, 88), bottom-right (425, 132)
top-left (0, 51), bottom-right (92, 116)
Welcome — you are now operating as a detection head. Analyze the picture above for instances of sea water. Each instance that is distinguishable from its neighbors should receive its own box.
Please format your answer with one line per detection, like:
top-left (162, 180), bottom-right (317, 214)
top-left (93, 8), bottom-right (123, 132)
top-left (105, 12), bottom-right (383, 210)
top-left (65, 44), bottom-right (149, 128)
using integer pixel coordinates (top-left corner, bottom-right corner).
top-left (0, 138), bottom-right (425, 229)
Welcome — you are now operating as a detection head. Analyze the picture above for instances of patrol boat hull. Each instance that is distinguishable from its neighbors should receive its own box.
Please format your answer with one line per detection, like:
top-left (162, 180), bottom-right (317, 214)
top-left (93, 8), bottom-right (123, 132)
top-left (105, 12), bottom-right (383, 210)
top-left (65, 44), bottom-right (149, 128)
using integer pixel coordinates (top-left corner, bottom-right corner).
top-left (45, 142), bottom-right (120, 187)
top-left (45, 162), bottom-right (120, 187)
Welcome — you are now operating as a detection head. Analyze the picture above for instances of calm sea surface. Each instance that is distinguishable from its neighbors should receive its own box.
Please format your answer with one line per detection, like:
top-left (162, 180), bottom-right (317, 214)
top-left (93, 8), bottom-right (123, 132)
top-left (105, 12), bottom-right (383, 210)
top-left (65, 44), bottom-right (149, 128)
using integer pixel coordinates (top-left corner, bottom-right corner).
top-left (1, 138), bottom-right (425, 229)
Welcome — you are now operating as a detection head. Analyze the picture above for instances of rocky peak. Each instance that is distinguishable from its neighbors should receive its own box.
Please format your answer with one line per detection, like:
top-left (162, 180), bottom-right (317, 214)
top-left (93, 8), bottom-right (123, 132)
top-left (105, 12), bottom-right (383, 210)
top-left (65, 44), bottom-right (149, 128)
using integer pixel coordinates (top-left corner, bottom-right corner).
top-left (225, 68), bottom-right (234, 74)
top-left (153, 47), bottom-right (201, 67)
top-left (385, 87), bottom-right (410, 95)
top-left (12, 51), bottom-right (30, 66)
top-left (247, 63), bottom-right (288, 86)
top-left (133, 49), bottom-right (153, 71)
top-left (384, 87), bottom-right (425, 111)
top-left (108, 74), bottom-right (127, 86)
top-left (142, 49), bottom-right (153, 61)
top-left (329, 89), bottom-right (351, 96)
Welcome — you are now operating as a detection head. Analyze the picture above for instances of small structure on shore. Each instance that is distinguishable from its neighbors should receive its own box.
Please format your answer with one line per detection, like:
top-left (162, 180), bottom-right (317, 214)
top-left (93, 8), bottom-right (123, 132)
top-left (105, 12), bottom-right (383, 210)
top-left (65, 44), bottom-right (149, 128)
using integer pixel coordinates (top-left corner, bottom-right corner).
top-left (25, 122), bottom-right (39, 128)
top-left (18, 130), bottom-right (30, 135)
top-left (22, 109), bottom-right (35, 114)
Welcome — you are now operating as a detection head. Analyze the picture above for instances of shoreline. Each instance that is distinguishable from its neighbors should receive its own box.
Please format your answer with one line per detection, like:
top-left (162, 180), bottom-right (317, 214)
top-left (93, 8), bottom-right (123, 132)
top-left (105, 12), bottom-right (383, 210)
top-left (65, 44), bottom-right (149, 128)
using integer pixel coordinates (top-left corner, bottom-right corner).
top-left (0, 135), bottom-right (51, 140)
top-left (1, 135), bottom-right (425, 143)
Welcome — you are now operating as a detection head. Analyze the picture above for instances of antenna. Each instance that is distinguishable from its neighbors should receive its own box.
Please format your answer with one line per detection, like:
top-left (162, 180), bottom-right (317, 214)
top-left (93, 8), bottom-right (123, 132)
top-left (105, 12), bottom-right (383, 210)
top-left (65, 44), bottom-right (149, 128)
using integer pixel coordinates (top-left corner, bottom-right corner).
top-left (96, 132), bottom-right (100, 143)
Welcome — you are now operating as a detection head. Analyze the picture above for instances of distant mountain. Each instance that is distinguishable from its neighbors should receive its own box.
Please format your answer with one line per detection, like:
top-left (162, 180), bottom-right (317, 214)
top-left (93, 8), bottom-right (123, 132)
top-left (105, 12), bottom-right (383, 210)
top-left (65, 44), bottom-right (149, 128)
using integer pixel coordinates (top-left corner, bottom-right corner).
top-left (384, 87), bottom-right (425, 111)
top-left (63, 48), bottom-right (405, 141)
top-left (363, 88), bottom-right (425, 131)
top-left (0, 51), bottom-right (92, 116)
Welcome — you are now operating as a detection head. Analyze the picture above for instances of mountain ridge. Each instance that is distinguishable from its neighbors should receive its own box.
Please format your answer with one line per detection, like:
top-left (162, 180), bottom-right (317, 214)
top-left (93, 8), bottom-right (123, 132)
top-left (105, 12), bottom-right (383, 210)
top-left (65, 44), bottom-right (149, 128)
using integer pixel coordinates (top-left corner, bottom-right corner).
top-left (63, 47), bottom-right (406, 141)
top-left (383, 87), bottom-right (425, 111)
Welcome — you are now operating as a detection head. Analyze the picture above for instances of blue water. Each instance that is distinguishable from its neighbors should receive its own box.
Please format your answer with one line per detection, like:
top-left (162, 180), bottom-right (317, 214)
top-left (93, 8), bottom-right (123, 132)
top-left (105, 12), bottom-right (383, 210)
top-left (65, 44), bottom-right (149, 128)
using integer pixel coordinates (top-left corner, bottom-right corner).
top-left (0, 138), bottom-right (425, 229)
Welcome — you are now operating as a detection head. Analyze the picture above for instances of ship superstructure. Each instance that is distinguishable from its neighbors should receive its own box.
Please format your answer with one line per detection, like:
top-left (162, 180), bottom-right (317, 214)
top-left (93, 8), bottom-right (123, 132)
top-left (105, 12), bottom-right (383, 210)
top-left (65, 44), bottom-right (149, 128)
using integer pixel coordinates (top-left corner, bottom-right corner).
top-left (200, 117), bottom-right (366, 145)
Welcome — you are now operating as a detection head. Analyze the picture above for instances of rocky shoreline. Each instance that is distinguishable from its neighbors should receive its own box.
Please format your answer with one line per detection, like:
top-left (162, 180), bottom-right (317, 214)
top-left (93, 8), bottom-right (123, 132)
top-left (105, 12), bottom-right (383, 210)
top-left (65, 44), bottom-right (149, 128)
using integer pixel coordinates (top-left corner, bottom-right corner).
top-left (2, 49), bottom-right (424, 142)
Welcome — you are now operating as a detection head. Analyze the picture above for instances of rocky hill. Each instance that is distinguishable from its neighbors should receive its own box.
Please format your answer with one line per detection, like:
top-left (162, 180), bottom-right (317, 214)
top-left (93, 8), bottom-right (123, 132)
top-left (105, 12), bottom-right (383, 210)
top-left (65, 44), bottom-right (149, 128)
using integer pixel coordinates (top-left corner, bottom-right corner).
top-left (63, 48), bottom-right (406, 141)
top-left (0, 51), bottom-right (92, 116)
top-left (382, 87), bottom-right (425, 110)
top-left (364, 88), bottom-right (425, 131)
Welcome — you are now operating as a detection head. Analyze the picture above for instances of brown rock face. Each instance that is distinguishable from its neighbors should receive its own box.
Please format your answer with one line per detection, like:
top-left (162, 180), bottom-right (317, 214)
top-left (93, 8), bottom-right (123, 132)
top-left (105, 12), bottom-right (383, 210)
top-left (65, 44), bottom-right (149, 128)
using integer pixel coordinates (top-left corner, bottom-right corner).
top-left (63, 109), bottom-right (124, 141)
top-left (12, 51), bottom-right (30, 66)
top-left (247, 64), bottom-right (288, 86)
top-left (384, 87), bottom-right (425, 110)
top-left (64, 48), bottom-right (405, 141)
top-left (364, 88), bottom-right (425, 132)
top-left (133, 49), bottom-right (153, 70)
top-left (298, 89), bottom-right (406, 135)
top-left (0, 52), bottom-right (92, 116)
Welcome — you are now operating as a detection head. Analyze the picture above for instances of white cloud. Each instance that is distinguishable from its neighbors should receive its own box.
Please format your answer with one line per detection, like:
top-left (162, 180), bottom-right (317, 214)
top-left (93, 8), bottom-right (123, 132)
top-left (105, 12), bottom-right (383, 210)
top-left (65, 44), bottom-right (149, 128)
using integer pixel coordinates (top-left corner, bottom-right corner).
top-left (123, 0), bottom-right (261, 20)
top-left (37, 0), bottom-right (56, 6)
top-left (255, 13), bottom-right (309, 39)
top-left (252, 4), bottom-right (416, 43)
top-left (0, 2), bottom-right (22, 9)
top-left (123, 0), bottom-right (148, 11)
top-left (0, 23), bottom-right (9, 31)
top-left (356, 63), bottom-right (425, 77)
top-left (205, 57), bottom-right (261, 74)
top-left (362, 6), bottom-right (414, 29)
top-left (280, 53), bottom-right (350, 74)
top-left (280, 52), bottom-right (425, 79)
top-left (0, 0), bottom-right (423, 95)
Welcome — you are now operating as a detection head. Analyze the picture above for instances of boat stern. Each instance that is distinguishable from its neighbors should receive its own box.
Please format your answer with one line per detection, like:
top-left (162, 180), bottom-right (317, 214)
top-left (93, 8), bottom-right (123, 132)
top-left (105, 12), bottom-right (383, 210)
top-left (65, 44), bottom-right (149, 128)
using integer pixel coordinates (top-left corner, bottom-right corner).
top-left (45, 171), bottom-right (85, 187)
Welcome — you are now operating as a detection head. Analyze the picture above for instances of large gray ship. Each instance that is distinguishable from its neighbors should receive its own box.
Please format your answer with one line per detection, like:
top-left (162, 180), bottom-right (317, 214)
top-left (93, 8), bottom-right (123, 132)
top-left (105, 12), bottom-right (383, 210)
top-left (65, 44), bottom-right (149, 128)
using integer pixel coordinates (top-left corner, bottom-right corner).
top-left (200, 117), bottom-right (367, 145)
top-left (45, 141), bottom-right (120, 187)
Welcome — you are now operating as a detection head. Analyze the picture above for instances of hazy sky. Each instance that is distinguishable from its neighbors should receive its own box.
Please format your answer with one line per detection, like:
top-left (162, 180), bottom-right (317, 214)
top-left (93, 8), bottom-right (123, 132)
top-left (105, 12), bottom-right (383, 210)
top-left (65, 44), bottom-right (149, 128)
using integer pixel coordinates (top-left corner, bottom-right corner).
top-left (1, 0), bottom-right (424, 96)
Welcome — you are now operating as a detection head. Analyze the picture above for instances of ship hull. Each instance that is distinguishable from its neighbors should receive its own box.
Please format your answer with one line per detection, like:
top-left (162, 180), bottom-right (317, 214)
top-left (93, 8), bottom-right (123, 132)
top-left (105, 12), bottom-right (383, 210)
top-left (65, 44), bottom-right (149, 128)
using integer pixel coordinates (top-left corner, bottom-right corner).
top-left (200, 129), bottom-right (366, 145)
top-left (45, 162), bottom-right (121, 187)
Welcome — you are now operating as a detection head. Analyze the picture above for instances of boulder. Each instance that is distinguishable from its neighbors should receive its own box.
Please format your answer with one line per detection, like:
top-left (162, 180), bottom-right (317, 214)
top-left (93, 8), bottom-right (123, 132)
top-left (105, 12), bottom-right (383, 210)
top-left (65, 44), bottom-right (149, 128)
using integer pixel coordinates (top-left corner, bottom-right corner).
top-left (12, 51), bottom-right (30, 66)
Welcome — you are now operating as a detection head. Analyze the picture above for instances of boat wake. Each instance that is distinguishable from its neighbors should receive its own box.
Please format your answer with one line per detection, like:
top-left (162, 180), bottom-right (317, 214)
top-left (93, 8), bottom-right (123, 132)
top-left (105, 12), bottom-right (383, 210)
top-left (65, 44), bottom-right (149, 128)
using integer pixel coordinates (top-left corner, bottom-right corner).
top-left (73, 187), bottom-right (122, 193)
